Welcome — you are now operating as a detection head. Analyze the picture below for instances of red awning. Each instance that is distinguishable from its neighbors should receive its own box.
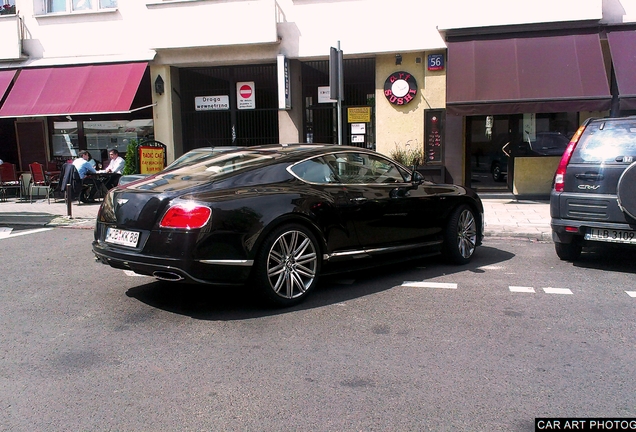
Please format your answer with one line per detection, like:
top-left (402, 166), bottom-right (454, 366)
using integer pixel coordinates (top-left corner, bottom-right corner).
top-left (608, 29), bottom-right (636, 111)
top-left (0, 62), bottom-right (149, 118)
top-left (446, 34), bottom-right (611, 116)
top-left (0, 70), bottom-right (16, 101)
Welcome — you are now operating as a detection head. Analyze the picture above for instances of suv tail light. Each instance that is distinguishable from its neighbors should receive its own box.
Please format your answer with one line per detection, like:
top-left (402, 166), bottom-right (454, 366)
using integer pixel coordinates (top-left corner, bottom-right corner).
top-left (554, 124), bottom-right (585, 192)
top-left (159, 203), bottom-right (212, 229)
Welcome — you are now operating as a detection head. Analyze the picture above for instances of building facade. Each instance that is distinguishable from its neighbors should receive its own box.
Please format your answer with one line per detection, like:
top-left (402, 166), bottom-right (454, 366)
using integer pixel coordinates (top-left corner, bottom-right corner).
top-left (0, 0), bottom-right (634, 194)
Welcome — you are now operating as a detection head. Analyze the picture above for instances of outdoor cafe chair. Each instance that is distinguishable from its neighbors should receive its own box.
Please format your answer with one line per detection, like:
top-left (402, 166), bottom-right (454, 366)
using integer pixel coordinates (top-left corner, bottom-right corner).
top-left (29, 162), bottom-right (58, 204)
top-left (0, 162), bottom-right (21, 202)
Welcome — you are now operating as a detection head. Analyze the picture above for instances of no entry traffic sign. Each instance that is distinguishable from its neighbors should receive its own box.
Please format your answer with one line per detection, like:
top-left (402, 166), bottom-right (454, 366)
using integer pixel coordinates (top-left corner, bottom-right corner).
top-left (237, 81), bottom-right (255, 109)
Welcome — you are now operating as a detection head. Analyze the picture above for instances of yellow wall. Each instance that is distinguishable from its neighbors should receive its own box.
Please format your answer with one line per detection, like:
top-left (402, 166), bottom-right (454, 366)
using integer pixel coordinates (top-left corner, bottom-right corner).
top-left (375, 51), bottom-right (446, 159)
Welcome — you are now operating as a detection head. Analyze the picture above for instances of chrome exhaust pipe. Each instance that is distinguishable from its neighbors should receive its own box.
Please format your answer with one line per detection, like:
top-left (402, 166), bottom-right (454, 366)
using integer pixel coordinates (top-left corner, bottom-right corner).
top-left (153, 271), bottom-right (185, 282)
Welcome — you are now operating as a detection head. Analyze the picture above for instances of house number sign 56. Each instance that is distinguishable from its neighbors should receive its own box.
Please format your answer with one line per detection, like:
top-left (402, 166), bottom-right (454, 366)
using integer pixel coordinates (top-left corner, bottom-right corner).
top-left (383, 71), bottom-right (418, 106)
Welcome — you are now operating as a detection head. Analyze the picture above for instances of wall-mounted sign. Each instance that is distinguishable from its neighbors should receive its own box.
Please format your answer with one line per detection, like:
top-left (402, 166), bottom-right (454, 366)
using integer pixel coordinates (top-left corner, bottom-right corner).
top-left (237, 81), bottom-right (255, 110)
top-left (351, 123), bottom-right (366, 134)
top-left (383, 71), bottom-right (417, 106)
top-left (351, 135), bottom-right (365, 143)
top-left (347, 107), bottom-right (372, 123)
top-left (195, 95), bottom-right (229, 111)
top-left (277, 55), bottom-right (291, 110)
top-left (428, 54), bottom-right (444, 71)
top-left (318, 86), bottom-right (336, 103)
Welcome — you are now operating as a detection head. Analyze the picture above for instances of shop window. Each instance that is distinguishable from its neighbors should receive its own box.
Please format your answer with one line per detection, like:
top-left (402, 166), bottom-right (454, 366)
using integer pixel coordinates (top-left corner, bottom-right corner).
top-left (51, 121), bottom-right (79, 158)
top-left (84, 119), bottom-right (153, 157)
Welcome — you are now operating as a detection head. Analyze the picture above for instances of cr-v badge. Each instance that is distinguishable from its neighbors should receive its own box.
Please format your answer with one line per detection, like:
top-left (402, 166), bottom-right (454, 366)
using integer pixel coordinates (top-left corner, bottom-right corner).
top-left (578, 184), bottom-right (600, 190)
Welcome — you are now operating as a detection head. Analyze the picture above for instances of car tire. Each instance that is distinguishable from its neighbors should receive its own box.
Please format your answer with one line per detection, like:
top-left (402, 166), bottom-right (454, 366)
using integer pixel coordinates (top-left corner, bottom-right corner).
top-left (554, 241), bottom-right (582, 261)
top-left (442, 205), bottom-right (478, 265)
top-left (491, 163), bottom-right (505, 182)
top-left (252, 223), bottom-right (321, 307)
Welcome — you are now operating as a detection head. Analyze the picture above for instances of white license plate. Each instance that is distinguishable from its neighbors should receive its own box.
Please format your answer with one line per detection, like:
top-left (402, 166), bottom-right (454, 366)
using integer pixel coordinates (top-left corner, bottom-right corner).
top-left (585, 228), bottom-right (636, 244)
top-left (105, 227), bottom-right (140, 247)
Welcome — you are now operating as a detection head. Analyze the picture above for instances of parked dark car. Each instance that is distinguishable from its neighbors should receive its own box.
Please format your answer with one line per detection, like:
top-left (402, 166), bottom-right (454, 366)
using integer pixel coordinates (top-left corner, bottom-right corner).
top-left (490, 132), bottom-right (570, 182)
top-left (117, 146), bottom-right (240, 186)
top-left (93, 144), bottom-right (484, 306)
top-left (551, 116), bottom-right (636, 260)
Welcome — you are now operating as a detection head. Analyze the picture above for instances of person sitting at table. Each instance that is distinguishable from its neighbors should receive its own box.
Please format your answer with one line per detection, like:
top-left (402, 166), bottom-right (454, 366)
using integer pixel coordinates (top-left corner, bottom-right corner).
top-left (98, 148), bottom-right (125, 189)
top-left (86, 151), bottom-right (101, 171)
top-left (72, 150), bottom-right (98, 203)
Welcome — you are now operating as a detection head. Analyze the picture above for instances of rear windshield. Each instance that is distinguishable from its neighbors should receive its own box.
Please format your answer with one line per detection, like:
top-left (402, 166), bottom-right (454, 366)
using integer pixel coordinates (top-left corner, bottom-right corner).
top-left (571, 119), bottom-right (636, 163)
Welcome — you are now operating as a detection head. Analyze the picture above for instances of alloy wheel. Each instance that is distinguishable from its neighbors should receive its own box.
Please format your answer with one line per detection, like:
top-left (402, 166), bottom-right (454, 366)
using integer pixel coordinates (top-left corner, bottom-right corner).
top-left (266, 229), bottom-right (318, 299)
top-left (457, 209), bottom-right (477, 259)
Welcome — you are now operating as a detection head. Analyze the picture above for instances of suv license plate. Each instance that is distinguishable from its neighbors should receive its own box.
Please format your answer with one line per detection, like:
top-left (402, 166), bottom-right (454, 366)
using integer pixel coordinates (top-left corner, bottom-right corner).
top-left (585, 228), bottom-right (636, 244)
top-left (105, 227), bottom-right (140, 247)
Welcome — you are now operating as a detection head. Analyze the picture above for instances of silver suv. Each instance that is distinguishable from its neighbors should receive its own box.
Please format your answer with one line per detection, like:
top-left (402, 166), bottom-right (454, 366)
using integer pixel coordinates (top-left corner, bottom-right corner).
top-left (550, 116), bottom-right (636, 260)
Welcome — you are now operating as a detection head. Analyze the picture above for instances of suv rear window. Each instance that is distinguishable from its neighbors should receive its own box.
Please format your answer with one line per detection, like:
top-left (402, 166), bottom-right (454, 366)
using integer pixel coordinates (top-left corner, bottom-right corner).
top-left (571, 119), bottom-right (636, 164)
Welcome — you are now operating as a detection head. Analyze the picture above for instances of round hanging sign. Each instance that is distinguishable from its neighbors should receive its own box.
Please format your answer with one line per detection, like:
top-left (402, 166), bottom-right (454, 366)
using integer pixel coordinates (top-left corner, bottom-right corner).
top-left (384, 71), bottom-right (418, 106)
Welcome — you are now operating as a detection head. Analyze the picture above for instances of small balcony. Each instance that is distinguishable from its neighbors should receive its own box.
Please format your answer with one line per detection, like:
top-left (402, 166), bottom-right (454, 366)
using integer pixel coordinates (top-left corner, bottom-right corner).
top-left (0, 13), bottom-right (23, 62)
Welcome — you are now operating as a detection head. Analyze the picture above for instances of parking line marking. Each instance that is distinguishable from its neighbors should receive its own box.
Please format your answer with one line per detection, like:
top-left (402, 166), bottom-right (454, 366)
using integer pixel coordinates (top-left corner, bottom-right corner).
top-left (543, 287), bottom-right (573, 295)
top-left (401, 281), bottom-right (457, 289)
top-left (0, 228), bottom-right (53, 239)
top-left (509, 286), bottom-right (535, 293)
top-left (626, 291), bottom-right (636, 298)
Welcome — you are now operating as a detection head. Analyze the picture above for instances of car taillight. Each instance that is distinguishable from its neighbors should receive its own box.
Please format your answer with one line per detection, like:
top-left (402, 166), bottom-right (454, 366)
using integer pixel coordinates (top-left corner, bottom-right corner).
top-left (554, 124), bottom-right (585, 192)
top-left (159, 203), bottom-right (212, 229)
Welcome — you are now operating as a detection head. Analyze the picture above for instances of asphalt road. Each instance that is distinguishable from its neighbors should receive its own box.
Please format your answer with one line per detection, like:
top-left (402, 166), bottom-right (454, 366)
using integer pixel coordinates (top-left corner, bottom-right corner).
top-left (1, 228), bottom-right (635, 431)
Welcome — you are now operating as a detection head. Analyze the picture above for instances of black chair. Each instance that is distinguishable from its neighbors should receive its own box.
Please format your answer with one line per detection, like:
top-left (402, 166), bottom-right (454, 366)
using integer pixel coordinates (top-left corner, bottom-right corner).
top-left (57, 163), bottom-right (83, 203)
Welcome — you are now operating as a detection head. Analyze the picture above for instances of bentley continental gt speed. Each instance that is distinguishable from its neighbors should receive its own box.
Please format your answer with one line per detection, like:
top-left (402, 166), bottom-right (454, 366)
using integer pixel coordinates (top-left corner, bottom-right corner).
top-left (93, 144), bottom-right (484, 306)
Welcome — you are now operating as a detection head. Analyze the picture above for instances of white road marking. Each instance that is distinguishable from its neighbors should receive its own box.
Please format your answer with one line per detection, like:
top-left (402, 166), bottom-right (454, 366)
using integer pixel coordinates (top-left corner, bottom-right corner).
top-left (509, 286), bottom-right (535, 293)
top-left (542, 287), bottom-right (573, 295)
top-left (0, 227), bottom-right (53, 239)
top-left (123, 270), bottom-right (151, 277)
top-left (0, 227), bottom-right (12, 238)
top-left (480, 265), bottom-right (503, 270)
top-left (626, 291), bottom-right (636, 298)
top-left (401, 281), bottom-right (457, 289)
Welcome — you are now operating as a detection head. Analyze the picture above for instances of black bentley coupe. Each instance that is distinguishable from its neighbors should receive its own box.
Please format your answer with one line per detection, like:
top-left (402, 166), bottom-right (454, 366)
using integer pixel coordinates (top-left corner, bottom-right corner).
top-left (93, 144), bottom-right (484, 306)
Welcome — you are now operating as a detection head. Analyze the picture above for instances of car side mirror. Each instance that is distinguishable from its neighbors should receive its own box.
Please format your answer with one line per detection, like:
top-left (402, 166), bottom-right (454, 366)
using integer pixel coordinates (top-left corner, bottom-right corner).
top-left (412, 170), bottom-right (423, 185)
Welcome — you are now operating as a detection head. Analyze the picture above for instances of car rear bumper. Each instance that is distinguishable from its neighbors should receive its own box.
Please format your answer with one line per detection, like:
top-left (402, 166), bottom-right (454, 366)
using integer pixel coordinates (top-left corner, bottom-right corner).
top-left (551, 218), bottom-right (636, 244)
top-left (92, 241), bottom-right (252, 285)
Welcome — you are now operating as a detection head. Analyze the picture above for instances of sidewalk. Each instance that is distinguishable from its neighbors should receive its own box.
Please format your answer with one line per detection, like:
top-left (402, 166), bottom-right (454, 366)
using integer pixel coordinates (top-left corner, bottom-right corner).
top-left (0, 193), bottom-right (553, 240)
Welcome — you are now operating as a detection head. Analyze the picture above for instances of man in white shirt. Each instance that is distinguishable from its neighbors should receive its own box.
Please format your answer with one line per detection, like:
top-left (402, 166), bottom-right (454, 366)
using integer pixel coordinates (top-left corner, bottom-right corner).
top-left (99, 148), bottom-right (125, 189)
top-left (101, 149), bottom-right (125, 174)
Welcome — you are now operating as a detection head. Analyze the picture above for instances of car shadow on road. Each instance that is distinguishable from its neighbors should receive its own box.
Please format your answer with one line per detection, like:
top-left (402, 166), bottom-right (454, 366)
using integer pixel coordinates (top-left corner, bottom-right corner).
top-left (125, 245), bottom-right (516, 320)
top-left (570, 244), bottom-right (636, 274)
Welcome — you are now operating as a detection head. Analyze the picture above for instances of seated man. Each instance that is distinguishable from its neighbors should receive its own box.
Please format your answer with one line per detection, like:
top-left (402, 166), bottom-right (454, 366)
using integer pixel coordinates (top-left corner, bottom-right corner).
top-left (72, 150), bottom-right (99, 202)
top-left (98, 148), bottom-right (125, 189)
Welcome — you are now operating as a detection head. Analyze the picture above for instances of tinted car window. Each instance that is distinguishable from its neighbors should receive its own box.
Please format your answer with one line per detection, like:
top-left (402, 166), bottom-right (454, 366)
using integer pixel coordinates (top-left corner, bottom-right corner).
top-left (571, 119), bottom-right (636, 163)
top-left (326, 152), bottom-right (406, 184)
top-left (291, 158), bottom-right (337, 184)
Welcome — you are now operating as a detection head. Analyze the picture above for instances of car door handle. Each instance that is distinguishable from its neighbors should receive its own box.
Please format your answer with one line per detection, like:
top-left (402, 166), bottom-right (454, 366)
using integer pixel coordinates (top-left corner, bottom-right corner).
top-left (575, 173), bottom-right (604, 181)
top-left (350, 197), bottom-right (367, 202)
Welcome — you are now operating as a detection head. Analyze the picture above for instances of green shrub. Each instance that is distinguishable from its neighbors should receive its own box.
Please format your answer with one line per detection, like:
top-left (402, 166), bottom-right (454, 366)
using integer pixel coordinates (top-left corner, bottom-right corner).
top-left (122, 139), bottom-right (138, 175)
top-left (389, 142), bottom-right (424, 167)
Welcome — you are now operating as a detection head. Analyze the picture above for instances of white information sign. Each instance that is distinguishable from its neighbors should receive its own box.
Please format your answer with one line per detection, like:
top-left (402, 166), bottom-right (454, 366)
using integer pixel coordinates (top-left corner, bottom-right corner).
top-left (195, 95), bottom-right (229, 111)
top-left (351, 135), bottom-right (365, 143)
top-left (318, 86), bottom-right (336, 103)
top-left (351, 123), bottom-right (366, 134)
top-left (237, 82), bottom-right (255, 110)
